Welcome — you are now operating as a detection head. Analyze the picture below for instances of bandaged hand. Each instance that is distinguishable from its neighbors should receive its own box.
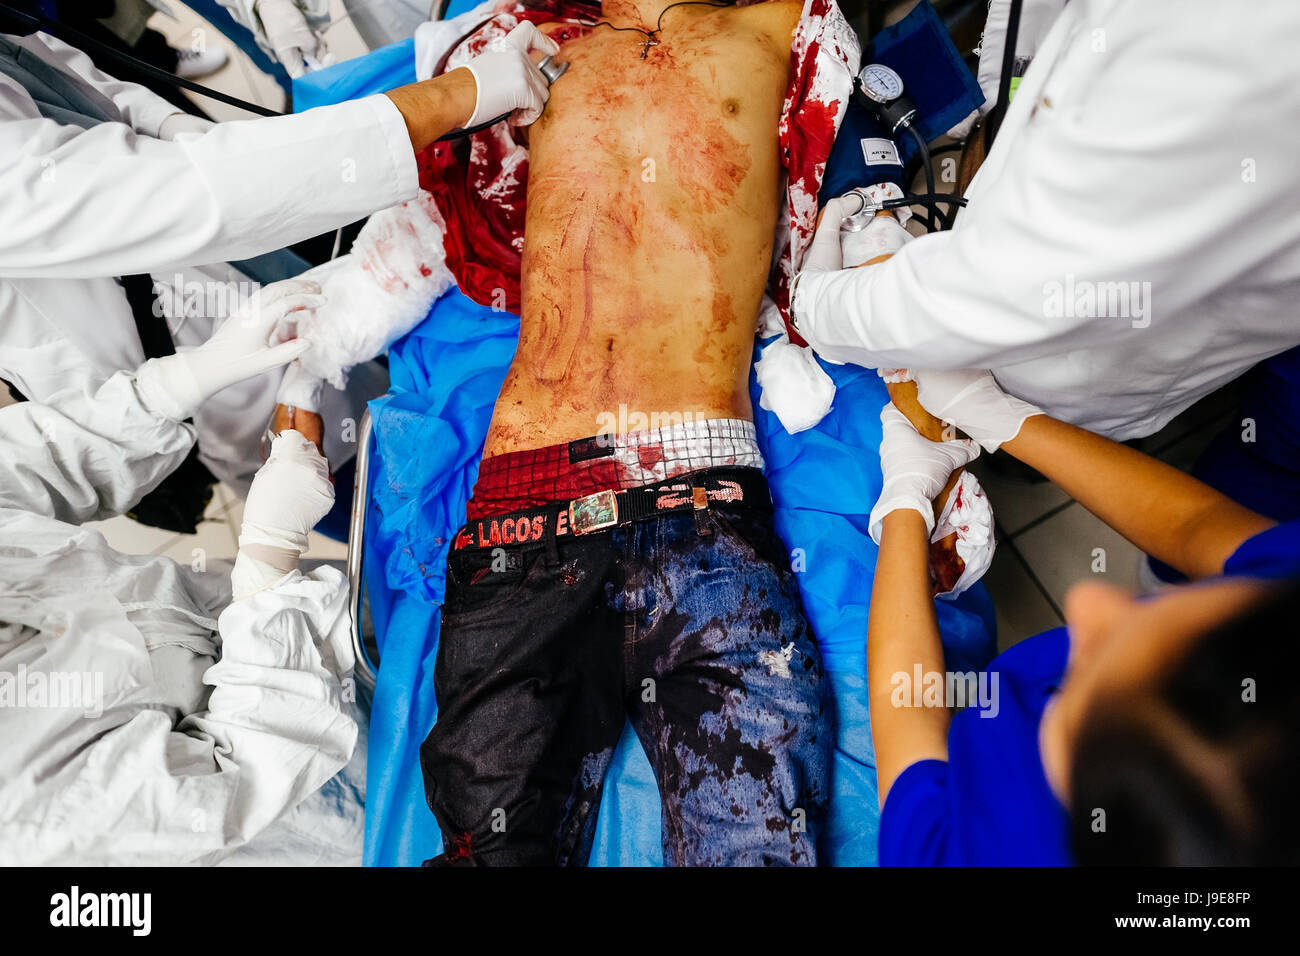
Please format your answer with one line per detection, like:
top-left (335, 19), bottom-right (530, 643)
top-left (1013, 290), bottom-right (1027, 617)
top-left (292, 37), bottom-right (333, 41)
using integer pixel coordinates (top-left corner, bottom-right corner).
top-left (272, 195), bottom-right (454, 412)
top-left (464, 22), bottom-right (559, 127)
top-left (842, 210), bottom-right (911, 268)
top-left (255, 0), bottom-right (329, 78)
top-left (912, 368), bottom-right (1044, 453)
top-left (231, 429), bottom-right (334, 600)
top-left (870, 403), bottom-right (981, 544)
top-left (135, 279), bottom-right (321, 422)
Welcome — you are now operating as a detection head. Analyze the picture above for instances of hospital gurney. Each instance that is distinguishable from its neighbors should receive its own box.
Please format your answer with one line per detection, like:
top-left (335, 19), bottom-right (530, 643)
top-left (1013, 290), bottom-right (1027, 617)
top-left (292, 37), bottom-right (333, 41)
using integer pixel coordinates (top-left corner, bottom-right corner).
top-left (339, 285), bottom-right (997, 867)
top-left (346, 407), bottom-right (379, 690)
top-left (306, 6), bottom-right (997, 867)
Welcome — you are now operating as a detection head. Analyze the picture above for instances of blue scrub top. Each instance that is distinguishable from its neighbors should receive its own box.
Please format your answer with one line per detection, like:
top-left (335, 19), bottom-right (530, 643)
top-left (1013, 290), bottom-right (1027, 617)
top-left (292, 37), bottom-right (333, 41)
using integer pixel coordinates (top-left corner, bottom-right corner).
top-left (879, 518), bottom-right (1300, 866)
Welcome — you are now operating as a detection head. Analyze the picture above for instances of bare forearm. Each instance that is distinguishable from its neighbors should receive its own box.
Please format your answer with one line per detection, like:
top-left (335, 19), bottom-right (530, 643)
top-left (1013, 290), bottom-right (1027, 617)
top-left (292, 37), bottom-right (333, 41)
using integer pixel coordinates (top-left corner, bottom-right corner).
top-left (384, 69), bottom-right (477, 153)
top-left (868, 509), bottom-right (951, 805)
top-left (1003, 415), bottom-right (1274, 579)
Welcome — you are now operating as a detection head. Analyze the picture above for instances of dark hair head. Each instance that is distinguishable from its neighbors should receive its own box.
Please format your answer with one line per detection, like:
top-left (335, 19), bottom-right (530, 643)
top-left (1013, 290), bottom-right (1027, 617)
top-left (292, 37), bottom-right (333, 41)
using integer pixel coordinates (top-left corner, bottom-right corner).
top-left (1070, 577), bottom-right (1300, 865)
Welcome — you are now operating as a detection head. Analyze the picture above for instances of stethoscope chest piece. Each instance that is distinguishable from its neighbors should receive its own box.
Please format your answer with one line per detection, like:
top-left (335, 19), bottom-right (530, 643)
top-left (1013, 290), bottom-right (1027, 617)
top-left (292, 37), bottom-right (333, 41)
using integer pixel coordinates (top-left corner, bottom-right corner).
top-left (539, 55), bottom-right (570, 86)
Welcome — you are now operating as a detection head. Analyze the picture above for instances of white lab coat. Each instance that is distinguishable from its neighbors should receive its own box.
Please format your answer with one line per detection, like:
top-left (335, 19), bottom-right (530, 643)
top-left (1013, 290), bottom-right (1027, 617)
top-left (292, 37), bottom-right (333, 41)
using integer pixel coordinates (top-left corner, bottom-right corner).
top-left (0, 32), bottom-right (417, 483)
top-left (796, 0), bottom-right (1300, 440)
top-left (0, 370), bottom-right (363, 865)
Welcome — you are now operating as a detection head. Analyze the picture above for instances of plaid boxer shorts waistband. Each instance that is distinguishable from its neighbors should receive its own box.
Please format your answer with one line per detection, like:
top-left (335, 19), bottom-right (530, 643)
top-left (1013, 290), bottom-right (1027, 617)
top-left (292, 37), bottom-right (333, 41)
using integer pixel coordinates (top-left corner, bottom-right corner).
top-left (466, 418), bottom-right (764, 521)
top-left (453, 467), bottom-right (771, 551)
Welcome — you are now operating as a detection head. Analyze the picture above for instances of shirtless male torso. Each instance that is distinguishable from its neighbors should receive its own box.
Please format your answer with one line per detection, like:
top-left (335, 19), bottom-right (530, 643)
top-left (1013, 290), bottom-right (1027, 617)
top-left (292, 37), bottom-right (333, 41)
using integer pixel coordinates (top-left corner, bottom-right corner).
top-left (486, 0), bottom-right (801, 454)
top-left (420, 1), bottom-right (831, 868)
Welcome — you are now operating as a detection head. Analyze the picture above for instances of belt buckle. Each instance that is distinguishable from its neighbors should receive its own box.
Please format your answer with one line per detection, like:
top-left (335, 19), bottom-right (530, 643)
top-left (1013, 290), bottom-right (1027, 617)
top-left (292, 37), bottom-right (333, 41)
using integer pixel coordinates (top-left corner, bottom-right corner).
top-left (569, 489), bottom-right (619, 535)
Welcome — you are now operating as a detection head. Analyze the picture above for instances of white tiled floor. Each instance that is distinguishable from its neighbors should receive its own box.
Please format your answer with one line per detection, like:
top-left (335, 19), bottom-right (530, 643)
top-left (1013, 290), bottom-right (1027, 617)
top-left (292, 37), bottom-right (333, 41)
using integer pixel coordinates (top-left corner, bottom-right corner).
top-left (975, 387), bottom-right (1239, 651)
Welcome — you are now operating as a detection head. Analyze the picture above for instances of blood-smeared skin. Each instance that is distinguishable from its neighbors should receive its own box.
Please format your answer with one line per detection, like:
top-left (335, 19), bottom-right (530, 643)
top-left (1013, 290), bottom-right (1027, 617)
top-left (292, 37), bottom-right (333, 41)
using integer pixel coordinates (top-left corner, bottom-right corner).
top-left (268, 404), bottom-right (331, 483)
top-left (270, 403), bottom-right (324, 455)
top-left (483, 3), bottom-right (799, 457)
top-left (533, 197), bottom-right (594, 383)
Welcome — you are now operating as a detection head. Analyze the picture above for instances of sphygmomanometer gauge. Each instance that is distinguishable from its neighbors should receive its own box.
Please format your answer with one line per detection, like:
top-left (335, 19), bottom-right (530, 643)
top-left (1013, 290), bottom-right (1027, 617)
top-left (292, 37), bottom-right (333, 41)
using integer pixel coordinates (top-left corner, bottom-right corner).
top-left (858, 64), bottom-right (904, 103)
top-left (855, 63), bottom-right (917, 134)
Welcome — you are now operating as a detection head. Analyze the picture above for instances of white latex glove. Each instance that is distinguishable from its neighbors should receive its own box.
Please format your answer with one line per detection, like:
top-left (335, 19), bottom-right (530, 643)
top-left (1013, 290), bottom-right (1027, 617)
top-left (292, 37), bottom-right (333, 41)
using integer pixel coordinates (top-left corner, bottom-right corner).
top-left (232, 429), bottom-right (335, 599)
top-left (790, 195), bottom-right (858, 340)
top-left (256, 0), bottom-right (329, 78)
top-left (802, 195), bottom-right (858, 273)
top-left (158, 112), bottom-right (216, 140)
top-left (911, 368), bottom-right (1044, 453)
top-left (464, 21), bottom-right (560, 127)
top-left (136, 279), bottom-right (321, 421)
top-left (869, 403), bottom-right (981, 544)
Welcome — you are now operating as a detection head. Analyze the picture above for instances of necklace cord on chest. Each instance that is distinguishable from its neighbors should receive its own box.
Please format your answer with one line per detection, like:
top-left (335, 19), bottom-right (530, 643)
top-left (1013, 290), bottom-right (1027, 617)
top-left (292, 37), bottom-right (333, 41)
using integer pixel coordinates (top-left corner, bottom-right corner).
top-left (581, 0), bottom-right (734, 56)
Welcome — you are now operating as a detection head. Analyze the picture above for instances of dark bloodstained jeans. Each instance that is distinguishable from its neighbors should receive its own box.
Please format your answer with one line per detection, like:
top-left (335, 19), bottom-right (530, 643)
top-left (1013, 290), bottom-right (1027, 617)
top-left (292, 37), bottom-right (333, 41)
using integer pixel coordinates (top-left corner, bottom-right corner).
top-left (420, 485), bottom-right (830, 866)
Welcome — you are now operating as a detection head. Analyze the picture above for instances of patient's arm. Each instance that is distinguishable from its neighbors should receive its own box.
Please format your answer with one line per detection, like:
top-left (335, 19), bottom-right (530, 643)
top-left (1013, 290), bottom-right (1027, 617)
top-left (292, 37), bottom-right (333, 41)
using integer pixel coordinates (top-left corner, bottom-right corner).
top-left (271, 404), bottom-right (326, 460)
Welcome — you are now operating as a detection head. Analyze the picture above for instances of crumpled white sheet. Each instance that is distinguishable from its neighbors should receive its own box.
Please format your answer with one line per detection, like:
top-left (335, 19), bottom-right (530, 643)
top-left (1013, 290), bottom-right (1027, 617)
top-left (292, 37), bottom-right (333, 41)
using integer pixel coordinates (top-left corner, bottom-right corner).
top-left (756, 334), bottom-right (837, 434)
top-left (0, 372), bottom-right (363, 865)
top-left (217, 693), bottom-right (367, 867)
top-left (275, 192), bottom-right (456, 411)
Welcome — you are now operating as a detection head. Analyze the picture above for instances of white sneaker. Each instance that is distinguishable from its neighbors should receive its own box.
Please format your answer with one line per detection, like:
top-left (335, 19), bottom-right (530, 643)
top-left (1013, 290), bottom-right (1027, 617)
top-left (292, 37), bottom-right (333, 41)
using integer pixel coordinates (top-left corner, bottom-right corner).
top-left (175, 46), bottom-right (229, 80)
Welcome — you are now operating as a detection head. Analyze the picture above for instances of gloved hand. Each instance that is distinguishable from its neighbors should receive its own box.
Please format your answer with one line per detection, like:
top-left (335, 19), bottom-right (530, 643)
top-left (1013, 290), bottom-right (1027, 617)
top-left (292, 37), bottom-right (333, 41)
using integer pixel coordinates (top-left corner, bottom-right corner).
top-left (255, 0), bottom-right (329, 78)
top-left (912, 368), bottom-right (1044, 453)
top-left (464, 21), bottom-right (560, 127)
top-left (231, 429), bottom-right (335, 600)
top-left (801, 195), bottom-right (858, 273)
top-left (790, 195), bottom-right (858, 340)
top-left (869, 403), bottom-right (981, 544)
top-left (135, 279), bottom-right (322, 421)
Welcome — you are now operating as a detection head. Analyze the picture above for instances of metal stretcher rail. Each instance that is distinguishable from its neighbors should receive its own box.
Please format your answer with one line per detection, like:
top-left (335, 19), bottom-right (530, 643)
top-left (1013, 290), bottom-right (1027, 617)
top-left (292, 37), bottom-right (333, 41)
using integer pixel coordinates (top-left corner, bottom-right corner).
top-left (347, 407), bottom-right (378, 688)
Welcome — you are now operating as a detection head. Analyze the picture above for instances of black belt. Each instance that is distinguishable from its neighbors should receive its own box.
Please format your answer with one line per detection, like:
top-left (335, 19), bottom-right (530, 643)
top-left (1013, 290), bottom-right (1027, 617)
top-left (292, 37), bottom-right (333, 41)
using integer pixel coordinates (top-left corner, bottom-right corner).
top-left (452, 467), bottom-right (770, 551)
